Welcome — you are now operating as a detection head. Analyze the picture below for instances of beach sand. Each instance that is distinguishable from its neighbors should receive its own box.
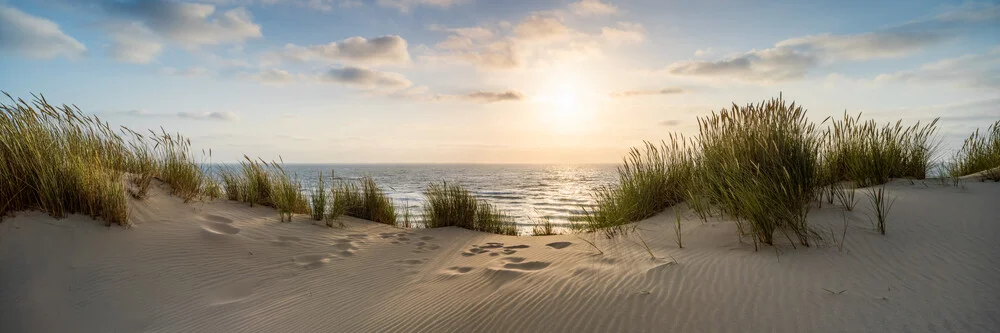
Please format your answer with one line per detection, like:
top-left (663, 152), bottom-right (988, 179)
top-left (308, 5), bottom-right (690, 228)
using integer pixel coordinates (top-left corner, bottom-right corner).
top-left (2, 180), bottom-right (999, 332)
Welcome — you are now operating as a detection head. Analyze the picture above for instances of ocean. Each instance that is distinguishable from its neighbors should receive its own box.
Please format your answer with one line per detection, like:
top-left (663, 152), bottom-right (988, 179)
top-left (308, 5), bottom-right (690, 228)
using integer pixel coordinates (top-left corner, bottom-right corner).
top-left (277, 164), bottom-right (619, 233)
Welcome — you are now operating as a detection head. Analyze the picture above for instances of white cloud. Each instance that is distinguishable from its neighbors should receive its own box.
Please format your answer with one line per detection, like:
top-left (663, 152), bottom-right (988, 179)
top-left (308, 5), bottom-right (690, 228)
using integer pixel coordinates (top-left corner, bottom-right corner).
top-left (666, 47), bottom-right (817, 81)
top-left (569, 0), bottom-right (618, 16)
top-left (775, 30), bottom-right (948, 61)
top-left (514, 14), bottom-right (570, 40)
top-left (376, 0), bottom-right (466, 13)
top-left (320, 66), bottom-right (412, 89)
top-left (107, 22), bottom-right (163, 64)
top-left (278, 35), bottom-right (411, 66)
top-left (601, 22), bottom-right (645, 45)
top-left (455, 90), bottom-right (524, 103)
top-left (610, 88), bottom-right (684, 98)
top-left (874, 51), bottom-right (1000, 89)
top-left (105, 0), bottom-right (261, 48)
top-left (178, 111), bottom-right (240, 121)
top-left (0, 5), bottom-right (86, 59)
top-left (661, 3), bottom-right (999, 82)
top-left (248, 68), bottom-right (297, 84)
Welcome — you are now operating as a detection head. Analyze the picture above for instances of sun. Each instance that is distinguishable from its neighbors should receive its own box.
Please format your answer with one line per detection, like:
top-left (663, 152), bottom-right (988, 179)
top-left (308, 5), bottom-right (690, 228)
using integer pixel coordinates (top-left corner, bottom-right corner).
top-left (534, 75), bottom-right (596, 134)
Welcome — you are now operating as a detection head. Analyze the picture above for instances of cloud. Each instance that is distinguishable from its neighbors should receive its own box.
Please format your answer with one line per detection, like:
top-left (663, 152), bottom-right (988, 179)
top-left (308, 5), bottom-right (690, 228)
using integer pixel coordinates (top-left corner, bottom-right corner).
top-left (277, 35), bottom-right (411, 66)
top-left (658, 120), bottom-right (680, 126)
top-left (666, 47), bottom-right (817, 81)
top-left (459, 90), bottom-right (525, 103)
top-left (775, 30), bottom-right (949, 61)
top-left (178, 111), bottom-right (240, 121)
top-left (105, 0), bottom-right (261, 48)
top-left (601, 22), bottom-right (645, 45)
top-left (874, 50), bottom-right (1000, 89)
top-left (320, 66), bottom-right (412, 88)
top-left (610, 88), bottom-right (684, 98)
top-left (428, 24), bottom-right (494, 41)
top-left (116, 109), bottom-right (239, 121)
top-left (662, 3), bottom-right (998, 81)
top-left (514, 14), bottom-right (570, 40)
top-left (248, 68), bottom-right (297, 84)
top-left (376, 0), bottom-right (466, 13)
top-left (161, 67), bottom-right (212, 77)
top-left (107, 21), bottom-right (162, 63)
top-left (569, 0), bottom-right (618, 16)
top-left (422, 39), bottom-right (522, 70)
top-left (0, 5), bottom-right (86, 59)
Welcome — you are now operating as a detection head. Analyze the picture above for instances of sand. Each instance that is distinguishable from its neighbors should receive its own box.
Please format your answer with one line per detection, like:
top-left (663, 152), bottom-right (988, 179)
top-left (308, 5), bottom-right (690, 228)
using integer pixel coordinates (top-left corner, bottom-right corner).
top-left (2, 180), bottom-right (999, 332)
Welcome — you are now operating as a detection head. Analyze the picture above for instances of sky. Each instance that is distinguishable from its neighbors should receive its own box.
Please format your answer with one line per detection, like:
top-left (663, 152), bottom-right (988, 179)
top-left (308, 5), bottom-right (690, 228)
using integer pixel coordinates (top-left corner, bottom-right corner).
top-left (0, 0), bottom-right (997, 163)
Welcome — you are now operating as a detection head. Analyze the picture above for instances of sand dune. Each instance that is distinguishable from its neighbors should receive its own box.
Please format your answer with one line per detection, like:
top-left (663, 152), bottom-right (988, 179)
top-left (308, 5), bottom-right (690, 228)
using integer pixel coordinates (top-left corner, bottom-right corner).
top-left (2, 180), bottom-right (999, 332)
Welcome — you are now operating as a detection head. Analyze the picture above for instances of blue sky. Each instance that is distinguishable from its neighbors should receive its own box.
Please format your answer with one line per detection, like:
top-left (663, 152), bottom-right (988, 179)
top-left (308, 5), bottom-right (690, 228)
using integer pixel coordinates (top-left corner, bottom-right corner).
top-left (1, 0), bottom-right (997, 163)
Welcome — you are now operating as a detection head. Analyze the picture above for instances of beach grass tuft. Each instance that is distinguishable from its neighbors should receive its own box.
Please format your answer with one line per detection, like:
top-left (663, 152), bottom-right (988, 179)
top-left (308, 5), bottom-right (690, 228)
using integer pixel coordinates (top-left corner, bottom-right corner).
top-left (820, 113), bottom-right (939, 187)
top-left (695, 95), bottom-right (821, 247)
top-left (332, 176), bottom-right (396, 225)
top-left (1, 93), bottom-right (213, 226)
top-left (949, 120), bottom-right (1000, 181)
top-left (580, 139), bottom-right (693, 238)
top-left (423, 181), bottom-right (518, 235)
top-left (218, 156), bottom-right (309, 221)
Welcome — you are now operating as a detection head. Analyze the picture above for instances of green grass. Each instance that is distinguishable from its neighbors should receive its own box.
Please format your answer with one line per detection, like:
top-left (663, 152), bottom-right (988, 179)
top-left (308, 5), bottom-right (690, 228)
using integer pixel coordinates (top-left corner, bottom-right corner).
top-left (423, 181), bottom-right (517, 235)
top-left (531, 217), bottom-right (557, 236)
top-left (579, 139), bottom-right (693, 238)
top-left (332, 176), bottom-right (396, 225)
top-left (218, 156), bottom-right (309, 221)
top-left (0, 93), bottom-right (213, 226)
top-left (695, 95), bottom-right (820, 247)
top-left (820, 113), bottom-right (939, 187)
top-left (310, 171), bottom-right (329, 221)
top-left (949, 120), bottom-right (1000, 181)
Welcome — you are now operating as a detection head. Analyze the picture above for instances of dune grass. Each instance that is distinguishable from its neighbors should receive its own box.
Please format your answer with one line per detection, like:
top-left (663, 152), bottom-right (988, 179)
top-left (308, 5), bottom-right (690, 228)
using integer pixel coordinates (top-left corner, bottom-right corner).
top-left (866, 184), bottom-right (895, 235)
top-left (579, 139), bottom-right (693, 238)
top-left (0, 93), bottom-right (218, 226)
top-left (310, 171), bottom-right (329, 221)
top-left (218, 156), bottom-right (309, 221)
top-left (949, 120), bottom-right (1000, 181)
top-left (820, 113), bottom-right (939, 187)
top-left (531, 217), bottom-right (557, 236)
top-left (423, 181), bottom-right (518, 235)
top-left (332, 176), bottom-right (396, 225)
top-left (695, 95), bottom-right (821, 247)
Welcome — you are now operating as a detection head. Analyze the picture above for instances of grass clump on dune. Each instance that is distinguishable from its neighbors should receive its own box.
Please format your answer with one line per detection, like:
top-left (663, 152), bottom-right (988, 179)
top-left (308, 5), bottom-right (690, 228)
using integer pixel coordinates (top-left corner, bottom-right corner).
top-left (423, 182), bottom-right (518, 235)
top-left (821, 113), bottom-right (939, 187)
top-left (949, 120), bottom-right (1000, 181)
top-left (696, 95), bottom-right (821, 247)
top-left (332, 176), bottom-right (396, 225)
top-left (219, 156), bottom-right (309, 222)
top-left (579, 139), bottom-right (693, 238)
top-left (1, 93), bottom-right (212, 226)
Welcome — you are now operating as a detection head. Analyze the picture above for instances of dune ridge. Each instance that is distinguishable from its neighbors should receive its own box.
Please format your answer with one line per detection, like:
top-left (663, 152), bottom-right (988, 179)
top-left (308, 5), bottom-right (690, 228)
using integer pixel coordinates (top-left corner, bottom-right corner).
top-left (2, 180), bottom-right (999, 332)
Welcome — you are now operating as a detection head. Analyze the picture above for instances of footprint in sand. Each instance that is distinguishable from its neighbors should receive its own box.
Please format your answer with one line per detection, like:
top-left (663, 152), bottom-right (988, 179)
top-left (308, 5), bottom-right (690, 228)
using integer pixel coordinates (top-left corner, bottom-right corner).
top-left (480, 242), bottom-right (505, 249)
top-left (546, 242), bottom-right (572, 249)
top-left (271, 235), bottom-right (300, 246)
top-left (202, 222), bottom-right (241, 236)
top-left (499, 257), bottom-right (550, 271)
top-left (207, 279), bottom-right (256, 305)
top-left (504, 245), bottom-right (530, 249)
top-left (447, 266), bottom-right (474, 274)
top-left (419, 236), bottom-right (434, 241)
top-left (204, 214), bottom-right (234, 224)
top-left (397, 259), bottom-right (425, 265)
top-left (332, 242), bottom-right (358, 257)
top-left (347, 234), bottom-right (368, 240)
top-left (293, 254), bottom-right (334, 269)
top-left (503, 261), bottom-right (550, 271)
top-left (379, 233), bottom-right (397, 239)
top-left (501, 249), bottom-right (518, 255)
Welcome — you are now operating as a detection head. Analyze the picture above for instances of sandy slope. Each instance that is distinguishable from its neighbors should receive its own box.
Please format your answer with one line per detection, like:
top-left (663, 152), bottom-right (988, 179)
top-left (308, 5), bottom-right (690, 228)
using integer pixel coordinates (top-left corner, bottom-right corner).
top-left (2, 180), bottom-right (999, 333)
